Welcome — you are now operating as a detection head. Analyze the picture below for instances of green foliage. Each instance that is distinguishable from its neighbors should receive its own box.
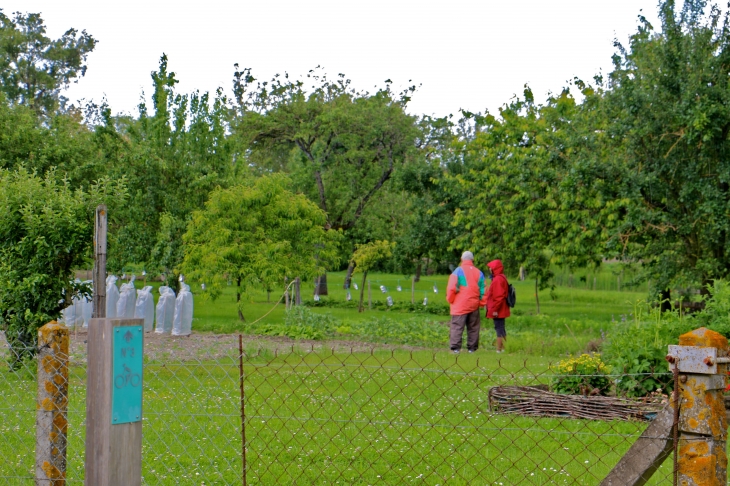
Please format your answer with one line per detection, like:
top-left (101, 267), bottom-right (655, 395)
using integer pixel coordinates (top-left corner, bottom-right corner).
top-left (351, 240), bottom-right (395, 311)
top-left (0, 167), bottom-right (123, 358)
top-left (0, 10), bottom-right (96, 113)
top-left (564, 1), bottom-right (730, 291)
top-left (305, 297), bottom-right (451, 316)
top-left (104, 55), bottom-right (238, 273)
top-left (233, 68), bottom-right (421, 236)
top-left (351, 240), bottom-right (396, 276)
top-left (552, 354), bottom-right (612, 396)
top-left (247, 307), bottom-right (338, 340)
top-left (337, 317), bottom-right (445, 346)
top-left (181, 174), bottom-right (341, 320)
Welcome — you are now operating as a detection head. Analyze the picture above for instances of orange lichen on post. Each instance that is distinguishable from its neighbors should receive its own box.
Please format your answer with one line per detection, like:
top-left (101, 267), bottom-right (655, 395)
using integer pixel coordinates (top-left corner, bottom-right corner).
top-left (678, 440), bottom-right (724, 485)
top-left (35, 321), bottom-right (69, 485)
top-left (679, 327), bottom-right (729, 351)
top-left (674, 327), bottom-right (729, 485)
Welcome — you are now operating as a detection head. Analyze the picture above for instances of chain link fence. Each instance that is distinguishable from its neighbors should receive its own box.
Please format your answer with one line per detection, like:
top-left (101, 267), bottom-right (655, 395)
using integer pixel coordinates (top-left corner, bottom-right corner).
top-left (0, 330), bottom-right (700, 485)
top-left (0, 330), bottom-right (243, 485)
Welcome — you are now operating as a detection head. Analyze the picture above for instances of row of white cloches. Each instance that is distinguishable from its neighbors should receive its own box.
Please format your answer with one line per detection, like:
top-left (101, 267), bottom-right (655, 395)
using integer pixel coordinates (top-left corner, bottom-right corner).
top-left (61, 276), bottom-right (193, 336)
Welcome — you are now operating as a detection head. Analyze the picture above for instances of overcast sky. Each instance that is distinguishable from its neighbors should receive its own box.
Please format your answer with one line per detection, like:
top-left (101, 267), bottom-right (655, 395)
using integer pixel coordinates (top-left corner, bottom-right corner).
top-left (6, 0), bottom-right (662, 117)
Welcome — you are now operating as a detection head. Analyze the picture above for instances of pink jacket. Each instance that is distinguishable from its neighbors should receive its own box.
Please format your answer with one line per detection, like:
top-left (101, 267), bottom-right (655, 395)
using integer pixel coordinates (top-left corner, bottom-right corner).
top-left (446, 260), bottom-right (487, 316)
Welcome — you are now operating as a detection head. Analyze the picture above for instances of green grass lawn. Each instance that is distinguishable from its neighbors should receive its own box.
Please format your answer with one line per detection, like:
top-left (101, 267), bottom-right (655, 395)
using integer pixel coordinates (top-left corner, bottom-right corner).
top-left (0, 267), bottom-right (675, 484)
top-left (190, 271), bottom-right (646, 328)
top-left (0, 347), bottom-right (674, 485)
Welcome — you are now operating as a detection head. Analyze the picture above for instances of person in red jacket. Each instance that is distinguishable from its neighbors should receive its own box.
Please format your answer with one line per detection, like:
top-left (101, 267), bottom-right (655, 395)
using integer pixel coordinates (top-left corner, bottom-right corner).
top-left (446, 251), bottom-right (487, 353)
top-left (486, 259), bottom-right (510, 353)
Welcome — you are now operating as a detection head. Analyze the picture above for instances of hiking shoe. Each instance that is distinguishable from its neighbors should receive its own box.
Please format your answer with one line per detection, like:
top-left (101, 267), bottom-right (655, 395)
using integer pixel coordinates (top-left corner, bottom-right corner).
top-left (452, 349), bottom-right (460, 354)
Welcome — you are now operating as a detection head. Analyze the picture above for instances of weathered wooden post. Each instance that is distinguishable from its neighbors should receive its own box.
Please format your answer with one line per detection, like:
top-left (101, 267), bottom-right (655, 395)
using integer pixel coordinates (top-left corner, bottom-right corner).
top-left (85, 318), bottom-right (144, 486)
top-left (35, 322), bottom-right (69, 486)
top-left (601, 327), bottom-right (728, 486)
top-left (93, 205), bottom-right (107, 319)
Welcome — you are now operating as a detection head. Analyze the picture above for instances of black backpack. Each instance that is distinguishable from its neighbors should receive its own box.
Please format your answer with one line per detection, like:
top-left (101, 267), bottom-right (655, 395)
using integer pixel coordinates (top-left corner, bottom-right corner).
top-left (506, 284), bottom-right (516, 308)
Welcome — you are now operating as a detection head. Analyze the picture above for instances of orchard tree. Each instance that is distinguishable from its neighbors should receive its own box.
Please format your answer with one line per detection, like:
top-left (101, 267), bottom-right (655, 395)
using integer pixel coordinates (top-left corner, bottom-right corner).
top-left (181, 174), bottom-right (340, 321)
top-left (351, 240), bottom-right (395, 312)
top-left (562, 0), bottom-right (730, 300)
top-left (0, 10), bottom-right (96, 113)
top-left (449, 90), bottom-right (562, 311)
top-left (232, 68), bottom-right (421, 291)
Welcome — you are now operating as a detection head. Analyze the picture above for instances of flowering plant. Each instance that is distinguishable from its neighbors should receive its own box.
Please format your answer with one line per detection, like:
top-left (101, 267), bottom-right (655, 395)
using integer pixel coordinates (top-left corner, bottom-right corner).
top-left (552, 354), bottom-right (612, 396)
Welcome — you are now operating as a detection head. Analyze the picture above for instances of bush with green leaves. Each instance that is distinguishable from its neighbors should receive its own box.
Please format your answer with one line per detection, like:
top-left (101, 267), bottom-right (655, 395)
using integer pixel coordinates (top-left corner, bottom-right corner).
top-left (304, 297), bottom-right (451, 315)
top-left (552, 354), bottom-right (612, 396)
top-left (0, 168), bottom-right (122, 361)
top-left (602, 280), bottom-right (730, 397)
top-left (243, 307), bottom-right (338, 341)
top-left (337, 317), bottom-right (446, 346)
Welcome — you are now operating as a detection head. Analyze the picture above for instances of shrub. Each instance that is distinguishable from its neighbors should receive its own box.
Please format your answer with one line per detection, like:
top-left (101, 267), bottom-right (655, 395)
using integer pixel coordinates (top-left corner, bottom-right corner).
top-left (338, 317), bottom-right (446, 346)
top-left (552, 354), bottom-right (612, 396)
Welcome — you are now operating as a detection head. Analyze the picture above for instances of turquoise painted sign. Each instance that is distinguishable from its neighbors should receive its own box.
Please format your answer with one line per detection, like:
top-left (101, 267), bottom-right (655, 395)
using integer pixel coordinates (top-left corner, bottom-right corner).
top-left (112, 325), bottom-right (143, 424)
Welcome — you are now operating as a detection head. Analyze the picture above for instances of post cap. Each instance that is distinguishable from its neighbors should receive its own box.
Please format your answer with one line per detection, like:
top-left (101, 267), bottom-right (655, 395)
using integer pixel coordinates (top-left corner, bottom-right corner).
top-left (679, 327), bottom-right (729, 350)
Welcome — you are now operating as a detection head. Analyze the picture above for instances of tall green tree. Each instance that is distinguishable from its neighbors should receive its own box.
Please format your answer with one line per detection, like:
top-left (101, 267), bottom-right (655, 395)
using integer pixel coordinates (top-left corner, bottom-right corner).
top-left (232, 69), bottom-right (421, 291)
top-left (99, 55), bottom-right (238, 278)
top-left (181, 174), bottom-right (340, 321)
top-left (564, 0), bottom-right (730, 298)
top-left (233, 70), bottom-right (420, 231)
top-left (0, 10), bottom-right (96, 113)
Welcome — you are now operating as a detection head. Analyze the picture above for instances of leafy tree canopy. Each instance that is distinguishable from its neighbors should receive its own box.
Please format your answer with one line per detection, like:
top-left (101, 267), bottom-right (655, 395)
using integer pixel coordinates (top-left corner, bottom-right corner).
top-left (0, 10), bottom-right (96, 113)
top-left (181, 174), bottom-right (341, 320)
top-left (233, 68), bottom-right (421, 232)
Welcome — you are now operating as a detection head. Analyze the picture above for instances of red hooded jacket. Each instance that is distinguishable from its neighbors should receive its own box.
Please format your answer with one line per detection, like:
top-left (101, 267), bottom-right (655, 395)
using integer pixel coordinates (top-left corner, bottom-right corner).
top-left (486, 260), bottom-right (510, 319)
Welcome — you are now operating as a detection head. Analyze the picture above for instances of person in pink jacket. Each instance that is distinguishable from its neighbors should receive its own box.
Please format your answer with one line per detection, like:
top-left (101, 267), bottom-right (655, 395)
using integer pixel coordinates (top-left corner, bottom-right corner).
top-left (446, 251), bottom-right (487, 353)
top-left (486, 259), bottom-right (511, 353)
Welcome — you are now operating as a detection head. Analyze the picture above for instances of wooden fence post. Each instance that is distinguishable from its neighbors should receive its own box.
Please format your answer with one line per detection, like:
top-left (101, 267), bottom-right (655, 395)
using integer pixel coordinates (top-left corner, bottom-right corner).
top-left (35, 322), bottom-right (69, 486)
top-left (85, 318), bottom-right (144, 486)
top-left (93, 205), bottom-right (107, 319)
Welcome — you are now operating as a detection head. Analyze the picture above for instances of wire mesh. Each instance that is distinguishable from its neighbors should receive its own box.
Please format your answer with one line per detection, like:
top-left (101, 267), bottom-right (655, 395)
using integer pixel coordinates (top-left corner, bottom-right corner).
top-left (0, 330), bottom-right (722, 485)
top-left (241, 346), bottom-right (678, 485)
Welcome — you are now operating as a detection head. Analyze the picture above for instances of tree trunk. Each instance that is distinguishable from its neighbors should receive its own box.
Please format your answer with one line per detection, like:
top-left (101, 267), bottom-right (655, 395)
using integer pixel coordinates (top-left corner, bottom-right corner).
top-left (294, 277), bottom-right (301, 305)
top-left (236, 277), bottom-right (245, 321)
top-left (660, 288), bottom-right (672, 313)
top-left (358, 272), bottom-right (368, 313)
top-left (344, 262), bottom-right (355, 289)
top-left (535, 278), bottom-right (540, 315)
top-left (414, 261), bottom-right (422, 283)
top-left (315, 273), bottom-right (329, 296)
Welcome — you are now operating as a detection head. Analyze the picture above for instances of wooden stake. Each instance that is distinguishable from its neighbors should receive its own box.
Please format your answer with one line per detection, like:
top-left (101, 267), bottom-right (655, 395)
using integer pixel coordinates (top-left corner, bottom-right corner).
top-left (93, 205), bottom-right (107, 319)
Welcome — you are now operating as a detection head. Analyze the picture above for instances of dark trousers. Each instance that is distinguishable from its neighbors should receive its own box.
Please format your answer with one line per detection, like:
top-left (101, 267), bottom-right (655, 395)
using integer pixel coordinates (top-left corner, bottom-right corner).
top-left (450, 309), bottom-right (481, 351)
